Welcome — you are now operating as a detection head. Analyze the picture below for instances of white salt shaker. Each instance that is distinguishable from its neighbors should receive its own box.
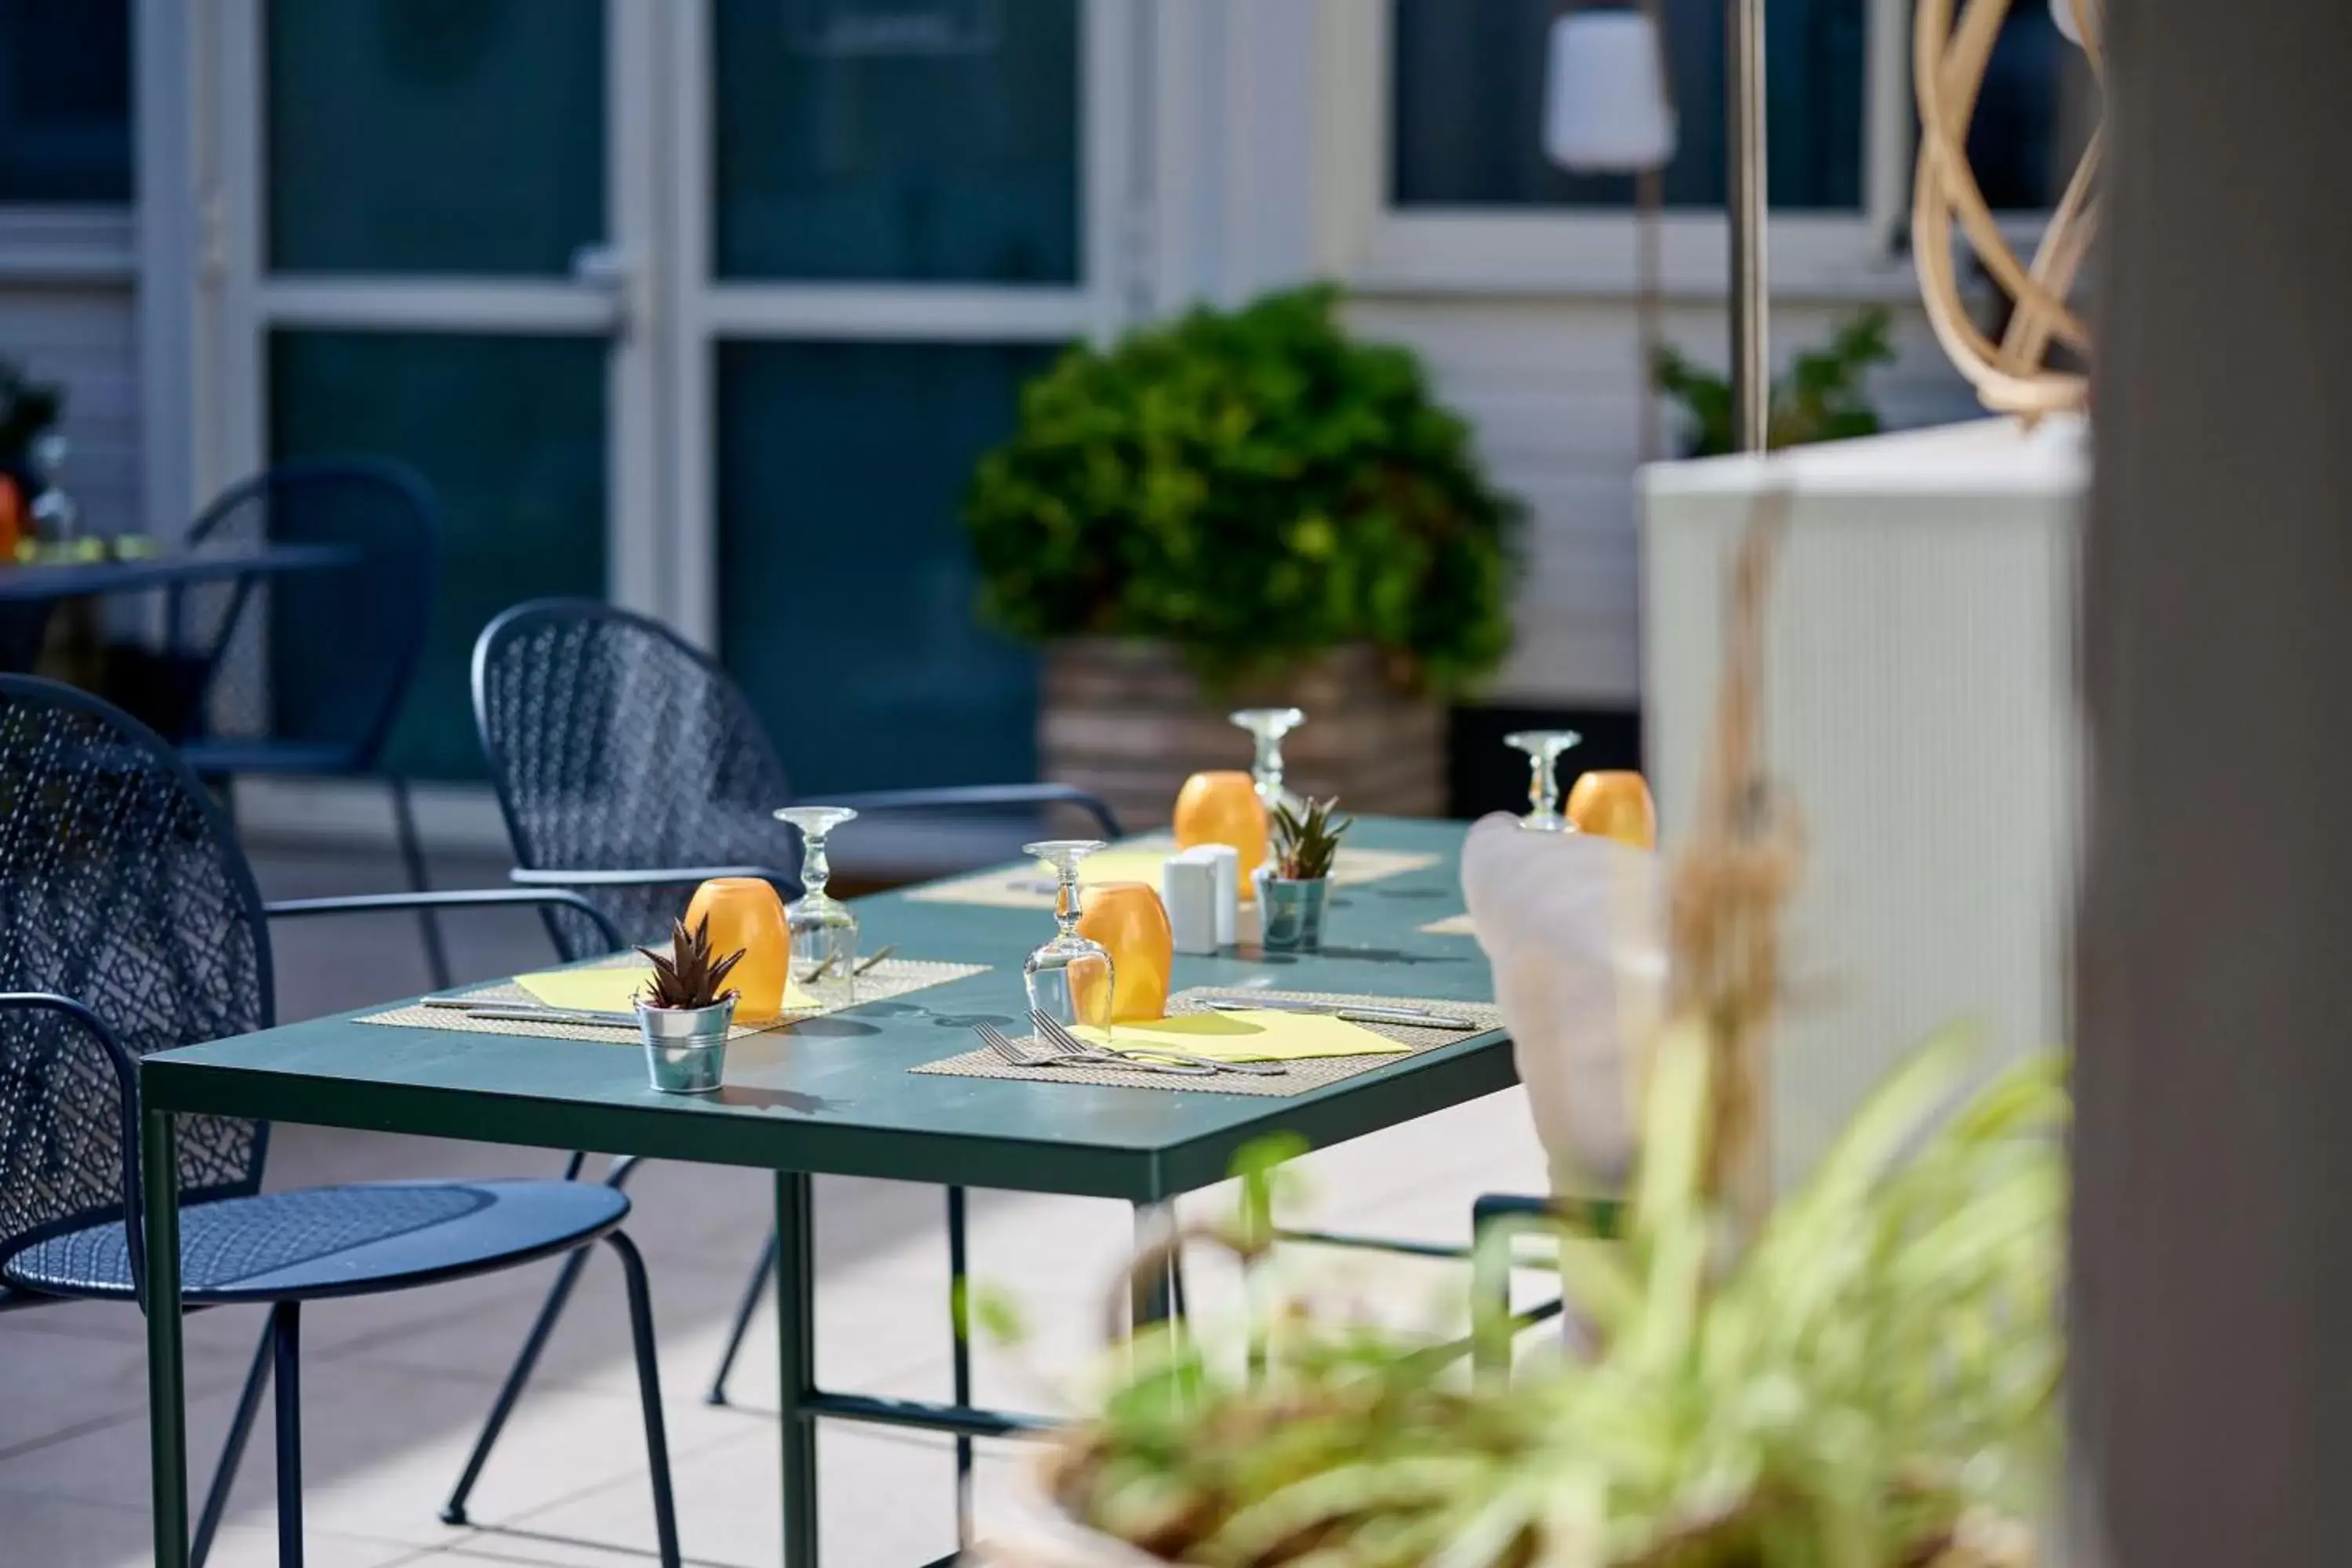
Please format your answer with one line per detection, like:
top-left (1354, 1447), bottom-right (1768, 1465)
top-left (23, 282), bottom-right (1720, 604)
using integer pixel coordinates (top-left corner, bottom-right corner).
top-left (1198, 844), bottom-right (1241, 945)
top-left (1161, 848), bottom-right (1221, 955)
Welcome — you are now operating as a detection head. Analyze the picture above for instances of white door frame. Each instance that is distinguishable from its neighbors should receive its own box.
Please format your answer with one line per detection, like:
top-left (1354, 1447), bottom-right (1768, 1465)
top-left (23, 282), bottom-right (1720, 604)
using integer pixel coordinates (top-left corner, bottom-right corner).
top-left (193, 0), bottom-right (667, 618)
top-left (653, 0), bottom-right (1142, 650)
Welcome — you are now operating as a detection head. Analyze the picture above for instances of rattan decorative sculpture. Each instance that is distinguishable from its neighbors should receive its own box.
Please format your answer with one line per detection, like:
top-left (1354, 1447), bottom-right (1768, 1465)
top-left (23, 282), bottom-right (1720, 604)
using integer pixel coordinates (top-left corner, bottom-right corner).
top-left (1913, 0), bottom-right (2102, 417)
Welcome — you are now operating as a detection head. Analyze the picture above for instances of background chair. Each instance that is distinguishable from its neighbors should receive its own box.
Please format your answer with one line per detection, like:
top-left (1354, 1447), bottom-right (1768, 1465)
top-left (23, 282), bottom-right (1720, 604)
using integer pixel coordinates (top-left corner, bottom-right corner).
top-left (0, 675), bottom-right (680, 1568)
top-left (164, 456), bottom-right (451, 988)
top-left (469, 597), bottom-right (1122, 1522)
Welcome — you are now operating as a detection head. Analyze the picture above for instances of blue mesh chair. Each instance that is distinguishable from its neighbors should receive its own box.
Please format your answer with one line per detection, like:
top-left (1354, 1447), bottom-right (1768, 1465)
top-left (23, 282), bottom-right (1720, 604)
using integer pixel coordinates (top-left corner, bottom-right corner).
top-left (467, 598), bottom-right (1122, 1521)
top-left (165, 456), bottom-right (453, 989)
top-left (0, 675), bottom-right (681, 1568)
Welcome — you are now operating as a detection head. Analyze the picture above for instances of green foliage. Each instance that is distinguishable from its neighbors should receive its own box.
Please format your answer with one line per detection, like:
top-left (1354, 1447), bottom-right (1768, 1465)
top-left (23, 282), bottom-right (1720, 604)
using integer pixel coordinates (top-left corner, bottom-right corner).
top-left (964, 285), bottom-right (1523, 695)
top-left (1053, 1025), bottom-right (2067, 1568)
top-left (1654, 307), bottom-right (1897, 457)
top-left (0, 358), bottom-right (63, 463)
top-left (1271, 795), bottom-right (1353, 882)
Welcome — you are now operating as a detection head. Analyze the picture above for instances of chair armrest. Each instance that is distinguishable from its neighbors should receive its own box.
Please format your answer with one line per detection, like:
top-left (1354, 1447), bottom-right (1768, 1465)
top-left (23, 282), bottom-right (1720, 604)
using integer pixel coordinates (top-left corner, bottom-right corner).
top-left (1472, 1191), bottom-right (1622, 1240)
top-left (0, 992), bottom-right (144, 1300)
top-left (264, 889), bottom-right (626, 956)
top-left (800, 782), bottom-right (1123, 838)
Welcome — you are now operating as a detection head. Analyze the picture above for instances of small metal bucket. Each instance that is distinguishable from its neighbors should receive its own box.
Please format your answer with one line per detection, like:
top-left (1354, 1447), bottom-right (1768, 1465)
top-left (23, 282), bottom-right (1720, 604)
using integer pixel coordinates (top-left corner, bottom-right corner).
top-left (1259, 877), bottom-right (1330, 952)
top-left (637, 996), bottom-right (736, 1094)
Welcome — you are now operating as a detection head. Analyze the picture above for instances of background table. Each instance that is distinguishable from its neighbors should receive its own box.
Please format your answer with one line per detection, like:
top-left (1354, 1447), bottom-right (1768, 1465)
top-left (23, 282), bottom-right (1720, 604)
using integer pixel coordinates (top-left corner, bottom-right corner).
top-left (139, 816), bottom-right (1508, 1568)
top-left (0, 541), bottom-right (359, 673)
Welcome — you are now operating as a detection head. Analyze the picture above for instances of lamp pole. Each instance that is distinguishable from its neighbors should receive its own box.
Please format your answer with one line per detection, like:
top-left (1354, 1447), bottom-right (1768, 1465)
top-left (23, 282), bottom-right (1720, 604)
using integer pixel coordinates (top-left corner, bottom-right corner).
top-left (1727, 0), bottom-right (1769, 452)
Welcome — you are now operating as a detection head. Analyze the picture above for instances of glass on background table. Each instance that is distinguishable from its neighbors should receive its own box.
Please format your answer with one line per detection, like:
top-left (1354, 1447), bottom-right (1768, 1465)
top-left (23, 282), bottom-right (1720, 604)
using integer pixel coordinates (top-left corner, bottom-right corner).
top-left (776, 805), bottom-right (860, 996)
top-left (133, 815), bottom-right (1514, 1568)
top-left (1504, 728), bottom-right (1584, 831)
top-left (1230, 706), bottom-right (1306, 815)
top-left (1022, 838), bottom-right (1115, 1030)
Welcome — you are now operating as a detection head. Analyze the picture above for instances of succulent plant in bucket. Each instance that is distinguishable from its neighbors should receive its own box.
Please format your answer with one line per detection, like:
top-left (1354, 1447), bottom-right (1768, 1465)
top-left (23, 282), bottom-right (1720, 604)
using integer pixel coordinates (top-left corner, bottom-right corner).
top-left (635, 916), bottom-right (746, 1094)
top-left (1258, 796), bottom-right (1351, 952)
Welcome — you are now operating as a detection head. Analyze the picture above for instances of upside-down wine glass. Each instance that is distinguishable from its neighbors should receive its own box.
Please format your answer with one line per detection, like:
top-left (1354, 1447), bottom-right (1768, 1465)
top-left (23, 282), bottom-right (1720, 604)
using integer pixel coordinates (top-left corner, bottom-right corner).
top-left (1022, 839), bottom-right (1116, 1031)
top-left (1229, 706), bottom-right (1306, 815)
top-left (1504, 729), bottom-right (1584, 830)
top-left (775, 805), bottom-right (859, 991)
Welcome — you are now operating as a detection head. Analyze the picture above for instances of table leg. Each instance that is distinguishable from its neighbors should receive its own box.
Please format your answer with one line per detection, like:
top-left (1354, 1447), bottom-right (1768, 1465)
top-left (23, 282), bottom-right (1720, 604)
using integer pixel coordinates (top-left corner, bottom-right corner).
top-left (143, 1105), bottom-right (190, 1568)
top-left (947, 1186), bottom-right (973, 1549)
top-left (776, 1171), bottom-right (818, 1568)
top-left (1131, 1200), bottom-right (1174, 1330)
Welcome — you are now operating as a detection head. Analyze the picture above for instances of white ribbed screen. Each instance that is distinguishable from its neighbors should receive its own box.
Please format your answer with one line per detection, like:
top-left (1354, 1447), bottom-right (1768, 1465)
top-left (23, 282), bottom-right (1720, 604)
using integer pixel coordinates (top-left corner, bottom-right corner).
top-left (1640, 421), bottom-right (2085, 1187)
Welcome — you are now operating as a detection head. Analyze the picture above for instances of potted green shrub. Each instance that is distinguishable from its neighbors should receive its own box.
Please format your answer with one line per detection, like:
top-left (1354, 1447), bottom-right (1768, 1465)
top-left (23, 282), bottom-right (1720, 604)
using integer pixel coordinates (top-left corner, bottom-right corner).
top-left (1654, 307), bottom-right (1895, 457)
top-left (965, 286), bottom-right (1522, 826)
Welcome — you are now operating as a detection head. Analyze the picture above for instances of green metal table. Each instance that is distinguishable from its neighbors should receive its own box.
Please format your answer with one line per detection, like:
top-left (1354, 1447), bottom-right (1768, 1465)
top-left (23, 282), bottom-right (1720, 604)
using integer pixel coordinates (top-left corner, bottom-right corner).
top-left (137, 817), bottom-right (1510, 1568)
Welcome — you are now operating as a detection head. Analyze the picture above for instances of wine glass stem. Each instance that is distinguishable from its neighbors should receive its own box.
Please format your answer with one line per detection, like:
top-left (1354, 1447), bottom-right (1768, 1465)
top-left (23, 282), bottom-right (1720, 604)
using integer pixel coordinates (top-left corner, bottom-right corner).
top-left (802, 831), bottom-right (831, 900)
top-left (1254, 736), bottom-right (1283, 802)
top-left (1530, 757), bottom-right (1557, 818)
top-left (1058, 866), bottom-right (1084, 938)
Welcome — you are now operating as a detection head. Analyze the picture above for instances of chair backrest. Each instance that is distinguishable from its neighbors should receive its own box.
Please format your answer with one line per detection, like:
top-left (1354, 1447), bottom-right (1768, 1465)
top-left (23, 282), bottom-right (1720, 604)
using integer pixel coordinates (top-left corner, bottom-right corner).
top-left (0, 677), bottom-right (271, 1273)
top-left (472, 600), bottom-right (800, 959)
top-left (175, 456), bottom-right (441, 767)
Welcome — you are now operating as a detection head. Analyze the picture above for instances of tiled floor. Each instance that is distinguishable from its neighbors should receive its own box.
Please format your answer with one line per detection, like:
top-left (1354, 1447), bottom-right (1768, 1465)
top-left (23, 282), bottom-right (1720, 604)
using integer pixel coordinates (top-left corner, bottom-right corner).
top-left (0, 845), bottom-right (1548, 1568)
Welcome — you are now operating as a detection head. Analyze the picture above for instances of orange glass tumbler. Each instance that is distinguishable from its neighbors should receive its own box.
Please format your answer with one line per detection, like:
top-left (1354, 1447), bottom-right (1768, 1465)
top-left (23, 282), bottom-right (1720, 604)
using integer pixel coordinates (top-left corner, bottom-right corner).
top-left (1566, 770), bottom-right (1658, 850)
top-left (684, 877), bottom-right (793, 1021)
top-left (1173, 769), bottom-right (1269, 898)
top-left (1074, 881), bottom-right (1175, 1024)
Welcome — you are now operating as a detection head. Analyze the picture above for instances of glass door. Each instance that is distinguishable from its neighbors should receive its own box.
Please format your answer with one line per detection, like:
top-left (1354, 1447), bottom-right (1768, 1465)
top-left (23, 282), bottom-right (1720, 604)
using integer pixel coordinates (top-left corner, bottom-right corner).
top-left (212, 0), bottom-right (660, 779)
top-left (666, 0), bottom-right (1134, 794)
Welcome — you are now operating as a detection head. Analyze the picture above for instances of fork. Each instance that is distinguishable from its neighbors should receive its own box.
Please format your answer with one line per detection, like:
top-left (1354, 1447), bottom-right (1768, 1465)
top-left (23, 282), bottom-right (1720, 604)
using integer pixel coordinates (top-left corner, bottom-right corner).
top-left (1030, 1010), bottom-right (1286, 1077)
top-left (975, 1021), bottom-right (1212, 1078)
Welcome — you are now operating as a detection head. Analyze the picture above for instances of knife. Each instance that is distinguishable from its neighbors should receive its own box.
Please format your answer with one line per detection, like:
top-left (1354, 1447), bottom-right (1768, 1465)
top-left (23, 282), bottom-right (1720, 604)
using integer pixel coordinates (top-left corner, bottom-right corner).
top-left (422, 997), bottom-right (639, 1029)
top-left (1203, 996), bottom-right (1477, 1029)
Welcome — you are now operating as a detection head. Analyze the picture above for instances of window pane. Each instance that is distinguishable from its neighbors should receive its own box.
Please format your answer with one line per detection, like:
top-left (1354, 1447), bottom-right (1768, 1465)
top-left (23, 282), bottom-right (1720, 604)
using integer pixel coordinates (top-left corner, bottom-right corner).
top-left (713, 0), bottom-right (1080, 283)
top-left (266, 0), bottom-right (604, 274)
top-left (717, 340), bottom-right (1053, 794)
top-left (1965, 2), bottom-right (2093, 210)
top-left (270, 331), bottom-right (608, 780)
top-left (0, 0), bottom-right (132, 202)
top-left (1392, 0), bottom-right (1865, 211)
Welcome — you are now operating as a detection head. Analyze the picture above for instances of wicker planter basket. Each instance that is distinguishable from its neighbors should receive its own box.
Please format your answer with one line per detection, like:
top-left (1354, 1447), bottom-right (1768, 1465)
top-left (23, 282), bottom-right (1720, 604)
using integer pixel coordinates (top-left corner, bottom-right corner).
top-left (1040, 640), bottom-right (1445, 829)
top-left (979, 1458), bottom-right (2035, 1568)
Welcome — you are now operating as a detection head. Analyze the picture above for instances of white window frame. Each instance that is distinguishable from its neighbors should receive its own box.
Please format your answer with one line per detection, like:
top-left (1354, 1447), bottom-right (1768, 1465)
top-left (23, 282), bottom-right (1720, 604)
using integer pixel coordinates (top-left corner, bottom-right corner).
top-left (1319, 0), bottom-right (2053, 302)
top-left (655, 0), bottom-right (1140, 648)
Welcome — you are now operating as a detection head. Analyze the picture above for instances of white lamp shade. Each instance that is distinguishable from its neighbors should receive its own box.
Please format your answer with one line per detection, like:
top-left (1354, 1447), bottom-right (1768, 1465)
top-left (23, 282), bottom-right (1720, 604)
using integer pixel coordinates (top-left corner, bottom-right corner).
top-left (1543, 11), bottom-right (1678, 174)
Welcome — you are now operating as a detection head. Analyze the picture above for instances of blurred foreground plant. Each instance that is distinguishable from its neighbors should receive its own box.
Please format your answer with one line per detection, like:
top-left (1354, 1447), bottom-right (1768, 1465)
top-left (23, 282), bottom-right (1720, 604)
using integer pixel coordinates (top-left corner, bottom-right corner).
top-left (1042, 1029), bottom-right (2064, 1568)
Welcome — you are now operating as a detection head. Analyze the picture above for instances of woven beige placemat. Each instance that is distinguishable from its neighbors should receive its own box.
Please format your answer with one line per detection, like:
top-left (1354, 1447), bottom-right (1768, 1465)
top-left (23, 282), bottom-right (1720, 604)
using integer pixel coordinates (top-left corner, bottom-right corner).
top-left (358, 956), bottom-right (991, 1044)
top-left (904, 840), bottom-right (1442, 911)
top-left (909, 987), bottom-right (1502, 1098)
top-left (1419, 912), bottom-right (1477, 937)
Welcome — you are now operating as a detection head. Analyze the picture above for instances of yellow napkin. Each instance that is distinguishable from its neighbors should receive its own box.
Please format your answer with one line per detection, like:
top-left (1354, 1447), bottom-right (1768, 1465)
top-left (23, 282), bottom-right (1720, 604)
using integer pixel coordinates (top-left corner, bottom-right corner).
top-left (1069, 848), bottom-right (1174, 888)
top-left (1074, 1009), bottom-right (1406, 1063)
top-left (514, 964), bottom-right (817, 1014)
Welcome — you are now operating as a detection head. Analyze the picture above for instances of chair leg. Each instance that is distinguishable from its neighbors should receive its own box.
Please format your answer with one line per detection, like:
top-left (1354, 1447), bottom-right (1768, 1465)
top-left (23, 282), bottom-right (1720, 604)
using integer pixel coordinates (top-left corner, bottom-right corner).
top-left (706, 1229), bottom-right (779, 1406)
top-left (270, 1301), bottom-right (304, 1568)
top-left (440, 1156), bottom-right (643, 1525)
top-left (386, 774), bottom-right (452, 991)
top-left (440, 1245), bottom-right (596, 1526)
top-left (191, 1316), bottom-right (274, 1568)
top-left (606, 1232), bottom-right (683, 1568)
